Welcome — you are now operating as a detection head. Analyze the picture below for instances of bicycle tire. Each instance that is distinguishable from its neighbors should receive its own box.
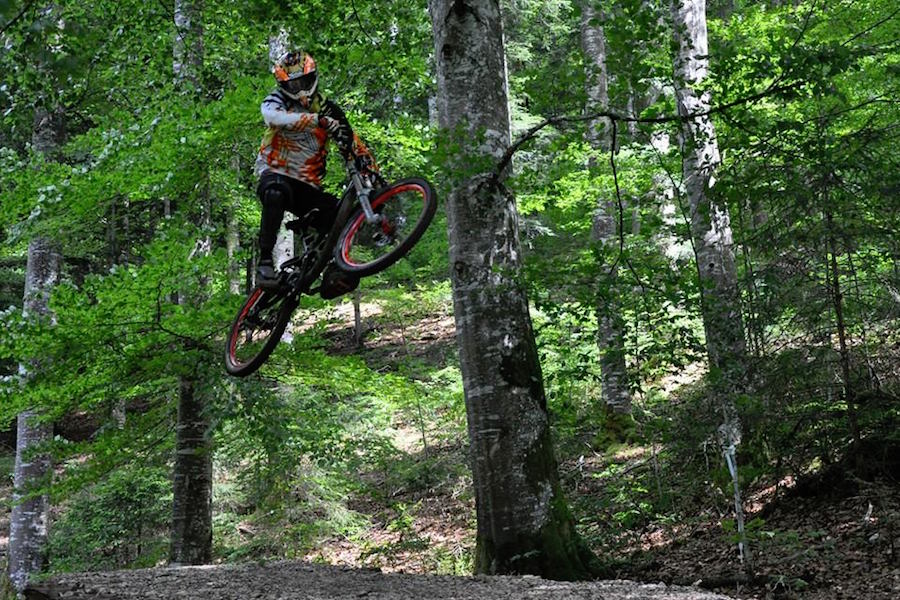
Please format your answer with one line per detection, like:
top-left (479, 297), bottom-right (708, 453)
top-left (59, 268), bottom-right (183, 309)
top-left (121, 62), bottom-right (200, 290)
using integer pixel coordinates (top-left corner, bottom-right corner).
top-left (224, 286), bottom-right (298, 377)
top-left (334, 178), bottom-right (437, 277)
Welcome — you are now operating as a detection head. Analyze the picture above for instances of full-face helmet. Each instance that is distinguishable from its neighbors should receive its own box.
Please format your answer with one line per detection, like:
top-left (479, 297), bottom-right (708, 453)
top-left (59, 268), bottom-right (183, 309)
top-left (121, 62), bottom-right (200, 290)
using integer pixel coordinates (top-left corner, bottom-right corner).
top-left (273, 50), bottom-right (318, 105)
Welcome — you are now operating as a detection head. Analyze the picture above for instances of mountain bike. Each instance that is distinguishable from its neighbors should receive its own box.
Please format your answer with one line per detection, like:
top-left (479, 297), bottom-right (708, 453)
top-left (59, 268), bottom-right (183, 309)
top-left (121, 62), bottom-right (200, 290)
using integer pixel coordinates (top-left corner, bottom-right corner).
top-left (224, 162), bottom-right (437, 377)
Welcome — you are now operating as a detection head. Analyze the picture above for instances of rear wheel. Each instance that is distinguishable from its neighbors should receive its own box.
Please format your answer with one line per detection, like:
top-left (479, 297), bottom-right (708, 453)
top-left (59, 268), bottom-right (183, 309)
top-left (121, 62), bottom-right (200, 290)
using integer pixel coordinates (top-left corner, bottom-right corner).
top-left (224, 286), bottom-right (297, 377)
top-left (334, 178), bottom-right (436, 277)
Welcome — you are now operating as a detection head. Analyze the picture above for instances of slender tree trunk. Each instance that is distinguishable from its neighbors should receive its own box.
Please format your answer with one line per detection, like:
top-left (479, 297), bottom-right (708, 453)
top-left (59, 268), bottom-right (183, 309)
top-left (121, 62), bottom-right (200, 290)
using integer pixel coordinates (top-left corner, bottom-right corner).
top-left (169, 378), bottom-right (213, 565)
top-left (7, 64), bottom-right (65, 590)
top-left (672, 0), bottom-right (749, 566)
top-left (173, 0), bottom-right (203, 92)
top-left (8, 238), bottom-right (59, 594)
top-left (581, 1), bottom-right (632, 416)
top-left (227, 152), bottom-right (242, 295)
top-left (428, 0), bottom-right (595, 579)
top-left (226, 204), bottom-right (241, 295)
top-left (672, 0), bottom-right (745, 387)
top-left (168, 0), bottom-right (213, 566)
top-left (353, 288), bottom-right (364, 347)
top-left (825, 209), bottom-right (861, 447)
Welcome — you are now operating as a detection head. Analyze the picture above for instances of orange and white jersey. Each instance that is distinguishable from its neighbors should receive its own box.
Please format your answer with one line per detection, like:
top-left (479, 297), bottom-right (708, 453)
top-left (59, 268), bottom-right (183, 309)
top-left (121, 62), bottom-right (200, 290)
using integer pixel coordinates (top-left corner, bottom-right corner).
top-left (254, 89), bottom-right (375, 187)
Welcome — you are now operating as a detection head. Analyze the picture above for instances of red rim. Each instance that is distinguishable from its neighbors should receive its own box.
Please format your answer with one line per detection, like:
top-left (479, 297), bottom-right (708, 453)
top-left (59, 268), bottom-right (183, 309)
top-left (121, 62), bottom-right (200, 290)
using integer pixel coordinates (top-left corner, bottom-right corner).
top-left (341, 183), bottom-right (425, 267)
top-left (228, 287), bottom-right (264, 367)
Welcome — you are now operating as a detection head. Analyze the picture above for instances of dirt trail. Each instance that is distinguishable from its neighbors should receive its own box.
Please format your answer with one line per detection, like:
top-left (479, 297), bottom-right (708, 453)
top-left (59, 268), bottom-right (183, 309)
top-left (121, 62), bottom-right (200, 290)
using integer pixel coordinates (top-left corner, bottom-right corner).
top-left (26, 560), bottom-right (738, 600)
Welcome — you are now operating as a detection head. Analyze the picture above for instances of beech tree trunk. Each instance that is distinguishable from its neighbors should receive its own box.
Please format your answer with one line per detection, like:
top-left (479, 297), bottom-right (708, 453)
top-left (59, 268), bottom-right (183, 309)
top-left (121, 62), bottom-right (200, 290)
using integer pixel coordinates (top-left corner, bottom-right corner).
top-left (169, 0), bottom-right (213, 566)
top-left (671, 0), bottom-right (749, 565)
top-left (173, 0), bottom-right (203, 92)
top-left (227, 152), bottom-right (242, 295)
top-left (581, 1), bottom-right (632, 416)
top-left (8, 238), bottom-right (59, 594)
top-left (428, 0), bottom-right (595, 579)
top-left (672, 0), bottom-right (745, 431)
top-left (169, 378), bottom-right (213, 565)
top-left (8, 63), bottom-right (66, 590)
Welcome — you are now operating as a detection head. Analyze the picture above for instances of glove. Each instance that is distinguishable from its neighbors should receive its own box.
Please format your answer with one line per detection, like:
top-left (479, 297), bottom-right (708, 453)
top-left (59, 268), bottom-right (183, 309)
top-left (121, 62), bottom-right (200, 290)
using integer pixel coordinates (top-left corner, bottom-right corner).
top-left (318, 116), bottom-right (341, 135)
top-left (354, 153), bottom-right (374, 173)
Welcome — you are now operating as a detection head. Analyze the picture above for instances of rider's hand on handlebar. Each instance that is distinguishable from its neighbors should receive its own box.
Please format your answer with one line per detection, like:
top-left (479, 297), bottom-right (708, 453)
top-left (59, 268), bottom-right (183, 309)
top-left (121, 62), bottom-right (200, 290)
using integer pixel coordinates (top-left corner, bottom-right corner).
top-left (318, 116), bottom-right (341, 135)
top-left (354, 153), bottom-right (374, 173)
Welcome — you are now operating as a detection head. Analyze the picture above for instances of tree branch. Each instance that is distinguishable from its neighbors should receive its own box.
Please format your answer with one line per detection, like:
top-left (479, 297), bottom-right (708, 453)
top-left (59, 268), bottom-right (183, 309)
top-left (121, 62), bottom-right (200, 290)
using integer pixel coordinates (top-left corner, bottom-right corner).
top-left (0, 0), bottom-right (36, 36)
top-left (491, 81), bottom-right (802, 182)
top-left (841, 6), bottom-right (900, 47)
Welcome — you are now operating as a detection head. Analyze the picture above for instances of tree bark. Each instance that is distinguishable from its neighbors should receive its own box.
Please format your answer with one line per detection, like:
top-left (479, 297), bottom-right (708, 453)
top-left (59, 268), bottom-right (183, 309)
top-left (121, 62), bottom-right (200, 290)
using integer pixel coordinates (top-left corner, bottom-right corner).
top-left (169, 378), bottom-right (213, 565)
top-left (226, 203), bottom-right (241, 295)
top-left (8, 237), bottom-right (59, 594)
top-left (168, 0), bottom-right (213, 566)
top-left (226, 152), bottom-right (242, 295)
top-left (8, 49), bottom-right (65, 589)
top-left (581, 1), bottom-right (632, 416)
top-left (173, 0), bottom-right (203, 92)
top-left (671, 0), bottom-right (749, 565)
top-left (428, 0), bottom-right (595, 580)
top-left (672, 0), bottom-right (745, 426)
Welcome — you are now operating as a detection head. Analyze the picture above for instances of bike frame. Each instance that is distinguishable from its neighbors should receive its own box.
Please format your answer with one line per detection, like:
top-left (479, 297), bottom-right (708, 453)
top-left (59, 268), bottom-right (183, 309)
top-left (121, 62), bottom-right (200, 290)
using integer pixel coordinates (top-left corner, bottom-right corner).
top-left (276, 161), bottom-right (380, 296)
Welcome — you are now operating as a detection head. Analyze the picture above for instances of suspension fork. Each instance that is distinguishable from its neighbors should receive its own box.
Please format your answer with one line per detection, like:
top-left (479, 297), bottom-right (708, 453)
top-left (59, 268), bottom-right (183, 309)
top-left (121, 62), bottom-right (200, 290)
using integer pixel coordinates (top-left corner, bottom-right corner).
top-left (349, 167), bottom-right (382, 225)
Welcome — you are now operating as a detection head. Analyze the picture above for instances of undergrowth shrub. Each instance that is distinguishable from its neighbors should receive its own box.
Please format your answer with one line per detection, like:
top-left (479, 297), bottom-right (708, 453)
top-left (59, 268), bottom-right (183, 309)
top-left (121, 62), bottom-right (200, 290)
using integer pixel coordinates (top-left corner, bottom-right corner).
top-left (48, 466), bottom-right (170, 572)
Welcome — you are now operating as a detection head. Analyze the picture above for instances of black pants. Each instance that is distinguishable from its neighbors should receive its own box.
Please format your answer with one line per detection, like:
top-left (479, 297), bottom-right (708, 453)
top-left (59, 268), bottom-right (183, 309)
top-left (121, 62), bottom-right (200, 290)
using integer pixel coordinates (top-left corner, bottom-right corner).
top-left (257, 171), bottom-right (338, 263)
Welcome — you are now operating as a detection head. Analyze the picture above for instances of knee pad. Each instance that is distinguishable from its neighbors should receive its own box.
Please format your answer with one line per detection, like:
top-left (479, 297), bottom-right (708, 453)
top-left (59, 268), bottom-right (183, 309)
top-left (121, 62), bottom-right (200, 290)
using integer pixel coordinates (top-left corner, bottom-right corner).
top-left (262, 184), bottom-right (288, 208)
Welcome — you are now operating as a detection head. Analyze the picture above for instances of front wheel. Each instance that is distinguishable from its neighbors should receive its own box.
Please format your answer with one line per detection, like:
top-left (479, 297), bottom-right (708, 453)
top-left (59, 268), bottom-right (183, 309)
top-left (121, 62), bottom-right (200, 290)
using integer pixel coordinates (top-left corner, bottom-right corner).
top-left (334, 178), bottom-right (437, 277)
top-left (224, 286), bottom-right (297, 377)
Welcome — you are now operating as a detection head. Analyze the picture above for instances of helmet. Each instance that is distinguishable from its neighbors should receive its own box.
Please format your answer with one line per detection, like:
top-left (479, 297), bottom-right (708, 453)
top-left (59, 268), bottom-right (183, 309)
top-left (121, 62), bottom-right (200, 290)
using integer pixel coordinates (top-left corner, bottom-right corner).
top-left (273, 50), bottom-right (318, 104)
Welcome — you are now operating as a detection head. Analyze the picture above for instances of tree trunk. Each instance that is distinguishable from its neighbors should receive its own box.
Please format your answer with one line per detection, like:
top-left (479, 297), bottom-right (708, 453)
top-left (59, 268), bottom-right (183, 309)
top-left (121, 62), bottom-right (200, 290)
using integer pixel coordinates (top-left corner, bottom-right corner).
top-left (671, 0), bottom-right (749, 566)
top-left (226, 203), bottom-right (241, 295)
top-left (8, 238), bottom-right (59, 593)
top-left (227, 152), bottom-right (242, 295)
top-left (8, 412), bottom-right (52, 594)
top-left (428, 0), bottom-right (595, 580)
top-left (672, 0), bottom-right (746, 385)
top-left (173, 0), bottom-right (203, 92)
top-left (8, 59), bottom-right (66, 590)
top-left (825, 209), bottom-right (861, 447)
top-left (168, 0), bottom-right (213, 566)
top-left (581, 1), bottom-right (632, 416)
top-left (169, 378), bottom-right (213, 565)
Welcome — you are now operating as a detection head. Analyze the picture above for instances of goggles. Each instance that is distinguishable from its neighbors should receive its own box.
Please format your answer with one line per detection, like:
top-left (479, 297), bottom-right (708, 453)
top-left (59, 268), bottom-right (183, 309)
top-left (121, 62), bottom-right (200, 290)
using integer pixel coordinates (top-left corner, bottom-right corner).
top-left (281, 71), bottom-right (317, 95)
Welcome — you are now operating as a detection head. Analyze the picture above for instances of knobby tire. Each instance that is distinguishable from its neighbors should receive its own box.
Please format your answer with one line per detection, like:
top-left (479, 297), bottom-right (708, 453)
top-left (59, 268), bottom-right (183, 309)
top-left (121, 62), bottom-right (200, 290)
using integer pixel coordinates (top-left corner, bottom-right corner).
top-left (334, 178), bottom-right (436, 277)
top-left (224, 286), bottom-right (297, 377)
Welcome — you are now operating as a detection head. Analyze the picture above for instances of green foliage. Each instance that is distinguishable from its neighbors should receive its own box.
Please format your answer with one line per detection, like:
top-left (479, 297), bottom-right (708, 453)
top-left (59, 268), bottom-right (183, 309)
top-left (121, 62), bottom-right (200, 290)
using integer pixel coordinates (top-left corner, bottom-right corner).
top-left (48, 466), bottom-right (171, 572)
top-left (0, 0), bottom-right (898, 584)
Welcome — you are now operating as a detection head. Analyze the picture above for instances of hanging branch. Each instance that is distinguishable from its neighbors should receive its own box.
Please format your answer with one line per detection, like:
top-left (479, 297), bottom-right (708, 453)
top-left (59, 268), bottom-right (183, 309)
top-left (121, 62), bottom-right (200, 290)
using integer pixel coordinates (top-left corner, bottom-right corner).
top-left (605, 120), bottom-right (661, 296)
top-left (0, 0), bottom-right (36, 36)
top-left (491, 80), bottom-right (802, 183)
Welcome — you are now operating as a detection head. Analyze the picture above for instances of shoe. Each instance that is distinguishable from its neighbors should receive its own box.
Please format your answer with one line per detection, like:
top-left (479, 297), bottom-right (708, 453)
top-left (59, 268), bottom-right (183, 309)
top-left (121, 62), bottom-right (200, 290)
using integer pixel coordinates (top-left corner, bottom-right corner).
top-left (319, 263), bottom-right (359, 299)
top-left (256, 260), bottom-right (279, 289)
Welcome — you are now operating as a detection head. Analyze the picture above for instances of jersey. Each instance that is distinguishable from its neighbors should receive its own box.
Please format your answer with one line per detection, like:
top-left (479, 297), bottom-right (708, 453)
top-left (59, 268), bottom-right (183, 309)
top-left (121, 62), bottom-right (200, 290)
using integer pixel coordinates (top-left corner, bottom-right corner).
top-left (254, 89), bottom-right (375, 187)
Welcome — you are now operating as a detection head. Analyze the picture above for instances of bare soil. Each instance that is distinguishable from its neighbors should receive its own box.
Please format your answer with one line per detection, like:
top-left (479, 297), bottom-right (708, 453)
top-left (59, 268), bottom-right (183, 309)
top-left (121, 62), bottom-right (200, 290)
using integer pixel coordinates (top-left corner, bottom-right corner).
top-left (25, 560), bottom-right (735, 599)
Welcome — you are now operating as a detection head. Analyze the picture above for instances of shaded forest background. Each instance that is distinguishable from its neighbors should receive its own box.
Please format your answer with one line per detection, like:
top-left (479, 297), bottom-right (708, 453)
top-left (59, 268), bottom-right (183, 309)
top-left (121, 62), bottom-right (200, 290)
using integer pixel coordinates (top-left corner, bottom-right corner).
top-left (0, 0), bottom-right (898, 598)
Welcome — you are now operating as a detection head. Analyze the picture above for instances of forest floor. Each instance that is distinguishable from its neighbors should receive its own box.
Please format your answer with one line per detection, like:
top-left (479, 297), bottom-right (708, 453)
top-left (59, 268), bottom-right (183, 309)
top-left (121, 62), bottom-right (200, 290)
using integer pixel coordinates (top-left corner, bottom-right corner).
top-left (302, 294), bottom-right (900, 600)
top-left (1, 294), bottom-right (898, 599)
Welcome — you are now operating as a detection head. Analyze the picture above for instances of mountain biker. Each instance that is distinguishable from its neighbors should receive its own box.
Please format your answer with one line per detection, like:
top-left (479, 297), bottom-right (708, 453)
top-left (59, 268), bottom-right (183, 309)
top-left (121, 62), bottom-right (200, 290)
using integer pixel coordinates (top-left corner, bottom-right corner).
top-left (254, 49), bottom-right (377, 297)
